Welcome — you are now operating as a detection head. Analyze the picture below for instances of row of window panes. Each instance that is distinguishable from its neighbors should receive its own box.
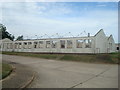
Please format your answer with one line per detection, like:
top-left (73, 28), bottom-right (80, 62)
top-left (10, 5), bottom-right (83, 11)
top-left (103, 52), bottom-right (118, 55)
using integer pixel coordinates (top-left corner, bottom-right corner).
top-left (2, 39), bottom-right (92, 49)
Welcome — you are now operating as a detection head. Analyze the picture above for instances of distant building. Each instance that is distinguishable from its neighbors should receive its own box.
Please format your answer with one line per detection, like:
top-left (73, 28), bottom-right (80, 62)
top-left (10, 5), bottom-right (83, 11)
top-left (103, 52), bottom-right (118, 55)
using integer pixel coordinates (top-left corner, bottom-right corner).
top-left (0, 29), bottom-right (117, 53)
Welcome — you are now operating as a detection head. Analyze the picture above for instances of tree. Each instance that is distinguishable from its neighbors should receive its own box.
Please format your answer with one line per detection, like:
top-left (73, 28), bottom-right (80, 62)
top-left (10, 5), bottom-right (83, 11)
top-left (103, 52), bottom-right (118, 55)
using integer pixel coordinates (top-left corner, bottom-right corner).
top-left (0, 24), bottom-right (15, 41)
top-left (16, 35), bottom-right (24, 41)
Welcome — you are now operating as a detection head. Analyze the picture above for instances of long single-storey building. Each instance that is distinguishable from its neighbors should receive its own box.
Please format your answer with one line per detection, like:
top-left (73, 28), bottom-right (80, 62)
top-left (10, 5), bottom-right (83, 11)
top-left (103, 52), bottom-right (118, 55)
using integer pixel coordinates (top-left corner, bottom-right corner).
top-left (0, 29), bottom-right (117, 53)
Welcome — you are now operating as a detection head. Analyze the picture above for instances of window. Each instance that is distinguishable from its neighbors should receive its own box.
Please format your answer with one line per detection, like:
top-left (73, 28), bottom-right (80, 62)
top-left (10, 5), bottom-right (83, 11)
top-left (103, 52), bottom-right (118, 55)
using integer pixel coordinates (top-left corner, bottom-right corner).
top-left (76, 40), bottom-right (83, 48)
top-left (34, 42), bottom-right (38, 48)
top-left (117, 47), bottom-right (119, 50)
top-left (15, 43), bottom-right (18, 49)
top-left (28, 42), bottom-right (32, 49)
top-left (19, 43), bottom-right (21, 45)
top-left (85, 39), bottom-right (92, 48)
top-left (18, 43), bottom-right (22, 49)
top-left (23, 42), bottom-right (27, 49)
top-left (39, 41), bottom-right (44, 48)
top-left (60, 40), bottom-right (65, 48)
top-left (46, 41), bottom-right (51, 48)
top-left (67, 40), bottom-right (72, 48)
top-left (24, 42), bottom-right (27, 45)
top-left (52, 41), bottom-right (57, 48)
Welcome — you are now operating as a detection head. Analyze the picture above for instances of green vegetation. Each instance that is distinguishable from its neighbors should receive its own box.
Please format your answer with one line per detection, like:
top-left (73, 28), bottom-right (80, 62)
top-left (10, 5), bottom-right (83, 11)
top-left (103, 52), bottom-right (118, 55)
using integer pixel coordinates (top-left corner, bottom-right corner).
top-left (16, 35), bottom-right (24, 41)
top-left (2, 51), bottom-right (120, 64)
top-left (0, 63), bottom-right (2, 79)
top-left (0, 24), bottom-right (15, 41)
top-left (0, 63), bottom-right (12, 79)
top-left (0, 23), bottom-right (24, 41)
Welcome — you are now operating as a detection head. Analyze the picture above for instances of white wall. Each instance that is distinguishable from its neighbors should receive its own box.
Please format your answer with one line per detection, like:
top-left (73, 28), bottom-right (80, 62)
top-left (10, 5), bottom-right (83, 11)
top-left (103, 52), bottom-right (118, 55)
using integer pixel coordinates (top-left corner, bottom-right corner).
top-left (1, 37), bottom-right (95, 53)
top-left (94, 29), bottom-right (108, 53)
top-left (107, 35), bottom-right (116, 53)
top-left (1, 30), bottom-right (116, 54)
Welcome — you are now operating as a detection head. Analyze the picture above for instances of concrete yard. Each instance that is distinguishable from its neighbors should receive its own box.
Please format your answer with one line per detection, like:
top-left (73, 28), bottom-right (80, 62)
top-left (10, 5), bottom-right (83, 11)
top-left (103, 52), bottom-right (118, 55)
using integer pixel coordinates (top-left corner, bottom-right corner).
top-left (2, 54), bottom-right (118, 88)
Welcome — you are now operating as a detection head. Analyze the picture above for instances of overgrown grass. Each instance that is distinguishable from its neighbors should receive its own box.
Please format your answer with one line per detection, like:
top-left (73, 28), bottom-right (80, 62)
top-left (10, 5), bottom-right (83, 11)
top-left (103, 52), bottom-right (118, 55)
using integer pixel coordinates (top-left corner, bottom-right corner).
top-left (0, 63), bottom-right (12, 79)
top-left (0, 63), bottom-right (1, 79)
top-left (2, 51), bottom-right (120, 64)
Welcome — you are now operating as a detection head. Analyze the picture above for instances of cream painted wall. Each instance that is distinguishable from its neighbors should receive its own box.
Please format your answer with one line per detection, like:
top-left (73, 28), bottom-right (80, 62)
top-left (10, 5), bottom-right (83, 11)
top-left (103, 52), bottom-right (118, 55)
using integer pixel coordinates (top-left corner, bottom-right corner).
top-left (0, 30), bottom-right (116, 53)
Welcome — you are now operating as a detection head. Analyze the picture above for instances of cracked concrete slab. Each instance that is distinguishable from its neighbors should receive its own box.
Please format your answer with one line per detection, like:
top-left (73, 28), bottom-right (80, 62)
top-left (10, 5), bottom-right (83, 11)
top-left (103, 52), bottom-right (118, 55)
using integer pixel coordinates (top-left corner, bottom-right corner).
top-left (75, 75), bottom-right (118, 88)
top-left (73, 65), bottom-right (118, 88)
top-left (2, 54), bottom-right (118, 88)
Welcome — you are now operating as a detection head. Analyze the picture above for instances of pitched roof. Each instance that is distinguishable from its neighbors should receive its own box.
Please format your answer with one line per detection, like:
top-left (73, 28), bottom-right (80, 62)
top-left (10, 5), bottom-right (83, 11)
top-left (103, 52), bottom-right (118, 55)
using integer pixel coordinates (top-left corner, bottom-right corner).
top-left (94, 29), bottom-right (103, 37)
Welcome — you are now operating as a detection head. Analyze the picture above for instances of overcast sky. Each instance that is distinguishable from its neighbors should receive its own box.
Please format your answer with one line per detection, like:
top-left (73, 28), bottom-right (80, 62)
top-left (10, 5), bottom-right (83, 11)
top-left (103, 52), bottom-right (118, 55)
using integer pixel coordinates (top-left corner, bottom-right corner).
top-left (0, 2), bottom-right (118, 42)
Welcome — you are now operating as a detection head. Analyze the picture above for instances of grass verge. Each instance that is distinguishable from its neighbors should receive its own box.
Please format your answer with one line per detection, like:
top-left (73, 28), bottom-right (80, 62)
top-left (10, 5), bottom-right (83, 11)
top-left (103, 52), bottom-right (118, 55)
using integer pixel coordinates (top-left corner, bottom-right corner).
top-left (2, 51), bottom-right (120, 64)
top-left (0, 63), bottom-right (12, 79)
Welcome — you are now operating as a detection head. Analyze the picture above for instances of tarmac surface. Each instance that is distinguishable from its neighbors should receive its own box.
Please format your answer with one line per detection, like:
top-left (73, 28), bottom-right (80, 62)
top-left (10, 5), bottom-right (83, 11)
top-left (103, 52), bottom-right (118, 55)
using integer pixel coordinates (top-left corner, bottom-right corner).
top-left (2, 54), bottom-right (118, 88)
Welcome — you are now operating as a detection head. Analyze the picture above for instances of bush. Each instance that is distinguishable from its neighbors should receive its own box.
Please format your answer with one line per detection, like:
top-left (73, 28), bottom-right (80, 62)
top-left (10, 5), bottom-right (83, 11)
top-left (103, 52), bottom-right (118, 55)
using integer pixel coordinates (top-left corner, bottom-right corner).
top-left (96, 54), bottom-right (114, 63)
